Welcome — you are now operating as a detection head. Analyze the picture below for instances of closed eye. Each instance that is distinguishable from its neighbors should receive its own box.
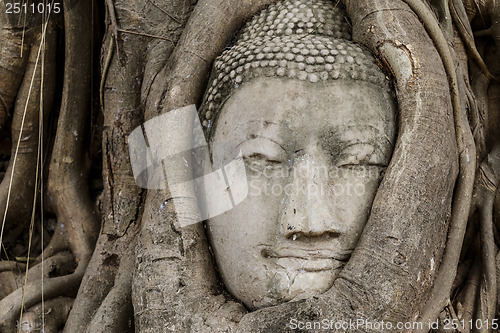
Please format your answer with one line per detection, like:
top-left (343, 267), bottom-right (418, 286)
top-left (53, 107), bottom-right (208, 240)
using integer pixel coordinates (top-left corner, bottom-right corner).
top-left (244, 153), bottom-right (283, 164)
top-left (238, 137), bottom-right (287, 164)
top-left (339, 163), bottom-right (387, 168)
top-left (338, 163), bottom-right (387, 178)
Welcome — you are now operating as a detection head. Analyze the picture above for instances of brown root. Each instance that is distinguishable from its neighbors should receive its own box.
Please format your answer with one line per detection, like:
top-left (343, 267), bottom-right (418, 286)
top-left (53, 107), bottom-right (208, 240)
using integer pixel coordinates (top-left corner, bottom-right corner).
top-left (63, 1), bottom-right (149, 328)
top-left (390, 1), bottom-right (476, 330)
top-left (0, 23), bottom-right (56, 245)
top-left (0, 23), bottom-right (30, 130)
top-left (0, 260), bottom-right (26, 272)
top-left (0, 0), bottom-right (99, 331)
top-left (475, 145), bottom-right (500, 328)
top-left (26, 251), bottom-right (75, 281)
top-left (34, 222), bottom-right (70, 264)
top-left (0, 255), bottom-right (88, 332)
top-left (450, 0), bottom-right (494, 80)
top-left (46, 0), bottom-right (98, 263)
top-left (0, 270), bottom-right (20, 300)
top-left (456, 256), bottom-right (481, 333)
top-left (84, 239), bottom-right (135, 333)
top-left (19, 297), bottom-right (74, 333)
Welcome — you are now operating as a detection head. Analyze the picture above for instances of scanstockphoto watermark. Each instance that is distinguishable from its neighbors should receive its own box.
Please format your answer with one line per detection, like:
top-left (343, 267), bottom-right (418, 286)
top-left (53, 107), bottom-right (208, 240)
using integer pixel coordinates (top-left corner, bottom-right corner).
top-left (247, 158), bottom-right (381, 181)
top-left (248, 177), bottom-right (367, 197)
top-left (127, 105), bottom-right (249, 227)
top-left (246, 158), bottom-right (380, 198)
top-left (289, 318), bottom-right (423, 331)
top-left (289, 318), bottom-right (500, 331)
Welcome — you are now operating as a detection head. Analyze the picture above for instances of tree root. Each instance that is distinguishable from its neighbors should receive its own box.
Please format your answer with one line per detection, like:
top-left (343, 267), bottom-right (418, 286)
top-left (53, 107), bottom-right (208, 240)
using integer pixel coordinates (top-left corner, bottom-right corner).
top-left (393, 1), bottom-right (476, 331)
top-left (475, 145), bottom-right (500, 329)
top-left (25, 251), bottom-right (75, 281)
top-left (0, 253), bottom-right (75, 330)
top-left (0, 255), bottom-right (89, 332)
top-left (468, 66), bottom-right (489, 161)
top-left (496, 251), bottom-right (500, 320)
top-left (0, 270), bottom-right (20, 300)
top-left (453, 234), bottom-right (478, 292)
top-left (63, 212), bottom-right (140, 332)
top-left (63, 1), bottom-right (149, 329)
top-left (0, 260), bottom-right (26, 272)
top-left (46, 0), bottom-right (98, 260)
top-left (0, 23), bottom-right (56, 246)
top-left (0, 24), bottom-right (30, 130)
top-left (0, 0), bottom-right (99, 330)
top-left (33, 222), bottom-right (70, 264)
top-left (20, 297), bottom-right (73, 333)
top-left (473, 13), bottom-right (500, 50)
top-left (84, 239), bottom-right (135, 333)
top-left (456, 256), bottom-right (481, 333)
top-left (450, 0), bottom-right (494, 80)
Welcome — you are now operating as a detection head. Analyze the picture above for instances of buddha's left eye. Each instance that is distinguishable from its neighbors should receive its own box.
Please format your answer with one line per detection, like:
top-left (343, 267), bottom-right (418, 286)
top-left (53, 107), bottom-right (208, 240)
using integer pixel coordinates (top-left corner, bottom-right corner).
top-left (339, 162), bottom-right (386, 169)
top-left (336, 143), bottom-right (389, 168)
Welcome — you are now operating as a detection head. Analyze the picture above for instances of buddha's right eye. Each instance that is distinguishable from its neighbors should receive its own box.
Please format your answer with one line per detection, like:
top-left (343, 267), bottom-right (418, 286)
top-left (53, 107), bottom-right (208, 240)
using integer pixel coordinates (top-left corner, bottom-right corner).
top-left (238, 137), bottom-right (287, 164)
top-left (243, 152), bottom-right (283, 164)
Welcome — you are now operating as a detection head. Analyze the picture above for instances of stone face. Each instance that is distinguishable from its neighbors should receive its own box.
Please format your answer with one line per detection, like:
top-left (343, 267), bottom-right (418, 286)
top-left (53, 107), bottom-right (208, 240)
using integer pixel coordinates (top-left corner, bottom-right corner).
top-left (206, 77), bottom-right (396, 310)
top-left (198, 0), bottom-right (396, 312)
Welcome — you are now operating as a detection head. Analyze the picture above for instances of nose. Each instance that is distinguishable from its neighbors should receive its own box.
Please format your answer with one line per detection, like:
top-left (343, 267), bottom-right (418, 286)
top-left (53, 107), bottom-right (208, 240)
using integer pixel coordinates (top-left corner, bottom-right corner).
top-left (279, 154), bottom-right (344, 239)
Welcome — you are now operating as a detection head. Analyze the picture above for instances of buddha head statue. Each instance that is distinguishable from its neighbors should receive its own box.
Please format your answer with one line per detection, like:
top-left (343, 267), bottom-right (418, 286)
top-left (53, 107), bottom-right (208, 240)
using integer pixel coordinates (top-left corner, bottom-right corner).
top-left (198, 0), bottom-right (397, 310)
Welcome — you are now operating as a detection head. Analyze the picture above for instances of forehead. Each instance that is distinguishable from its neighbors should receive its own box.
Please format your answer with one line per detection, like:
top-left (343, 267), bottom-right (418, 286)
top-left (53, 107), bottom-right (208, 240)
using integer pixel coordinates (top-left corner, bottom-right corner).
top-left (211, 77), bottom-right (396, 147)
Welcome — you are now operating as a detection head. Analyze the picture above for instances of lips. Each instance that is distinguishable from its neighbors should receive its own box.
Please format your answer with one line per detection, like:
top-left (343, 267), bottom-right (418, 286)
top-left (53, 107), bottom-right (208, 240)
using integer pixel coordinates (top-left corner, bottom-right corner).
top-left (276, 257), bottom-right (343, 272)
top-left (260, 245), bottom-right (350, 272)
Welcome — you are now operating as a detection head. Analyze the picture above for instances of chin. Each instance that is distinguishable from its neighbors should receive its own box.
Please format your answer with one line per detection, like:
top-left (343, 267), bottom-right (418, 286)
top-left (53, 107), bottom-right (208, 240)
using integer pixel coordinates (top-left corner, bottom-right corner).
top-left (242, 268), bottom-right (340, 310)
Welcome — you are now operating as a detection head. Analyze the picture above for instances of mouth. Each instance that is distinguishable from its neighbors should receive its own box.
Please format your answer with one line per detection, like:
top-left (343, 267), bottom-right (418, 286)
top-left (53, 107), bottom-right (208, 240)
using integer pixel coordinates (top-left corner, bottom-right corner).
top-left (260, 246), bottom-right (351, 272)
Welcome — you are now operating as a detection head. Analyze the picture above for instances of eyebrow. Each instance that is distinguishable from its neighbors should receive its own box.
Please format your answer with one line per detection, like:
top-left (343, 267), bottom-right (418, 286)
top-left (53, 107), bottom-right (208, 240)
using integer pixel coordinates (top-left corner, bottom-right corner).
top-left (219, 119), bottom-right (285, 149)
top-left (218, 119), bottom-right (279, 139)
top-left (235, 135), bottom-right (286, 153)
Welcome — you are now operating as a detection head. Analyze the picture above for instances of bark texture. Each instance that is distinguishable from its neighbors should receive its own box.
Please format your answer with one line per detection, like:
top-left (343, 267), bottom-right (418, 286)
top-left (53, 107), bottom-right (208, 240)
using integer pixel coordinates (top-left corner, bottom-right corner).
top-left (0, 0), bottom-right (499, 332)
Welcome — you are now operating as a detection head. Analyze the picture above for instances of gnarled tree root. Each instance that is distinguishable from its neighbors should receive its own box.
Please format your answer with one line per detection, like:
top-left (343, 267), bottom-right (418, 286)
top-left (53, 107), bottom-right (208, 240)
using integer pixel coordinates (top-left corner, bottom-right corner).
top-left (83, 238), bottom-right (136, 333)
top-left (0, 24), bottom-right (30, 130)
top-left (0, 0), bottom-right (99, 331)
top-left (0, 255), bottom-right (89, 332)
top-left (20, 297), bottom-right (74, 333)
top-left (396, 1), bottom-right (476, 330)
top-left (0, 23), bottom-right (56, 245)
top-left (63, 1), bottom-right (150, 328)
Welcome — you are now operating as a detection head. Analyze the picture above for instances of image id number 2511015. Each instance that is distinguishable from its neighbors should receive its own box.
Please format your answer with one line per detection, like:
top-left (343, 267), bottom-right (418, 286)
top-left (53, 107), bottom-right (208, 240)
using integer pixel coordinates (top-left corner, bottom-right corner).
top-left (442, 319), bottom-right (498, 331)
top-left (4, 1), bottom-right (61, 14)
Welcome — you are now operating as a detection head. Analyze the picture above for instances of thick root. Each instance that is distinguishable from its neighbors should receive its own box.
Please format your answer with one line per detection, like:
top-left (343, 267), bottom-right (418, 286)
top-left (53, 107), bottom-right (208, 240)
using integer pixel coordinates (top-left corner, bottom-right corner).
top-left (0, 255), bottom-right (87, 332)
top-left (0, 1), bottom-right (98, 331)
top-left (20, 297), bottom-right (74, 333)
top-left (83, 238), bottom-right (136, 333)
top-left (0, 25), bottom-right (29, 130)
top-left (0, 24), bottom-right (56, 245)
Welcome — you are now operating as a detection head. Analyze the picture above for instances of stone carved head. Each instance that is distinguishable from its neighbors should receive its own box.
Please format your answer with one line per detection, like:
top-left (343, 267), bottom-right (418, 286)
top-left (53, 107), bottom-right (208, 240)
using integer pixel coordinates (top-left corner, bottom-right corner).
top-left (199, 0), bottom-right (397, 310)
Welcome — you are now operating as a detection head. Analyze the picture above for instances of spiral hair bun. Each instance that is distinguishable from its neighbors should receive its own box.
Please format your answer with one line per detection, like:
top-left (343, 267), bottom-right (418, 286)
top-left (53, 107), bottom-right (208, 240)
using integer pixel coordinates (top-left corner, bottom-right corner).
top-left (199, 0), bottom-right (391, 132)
